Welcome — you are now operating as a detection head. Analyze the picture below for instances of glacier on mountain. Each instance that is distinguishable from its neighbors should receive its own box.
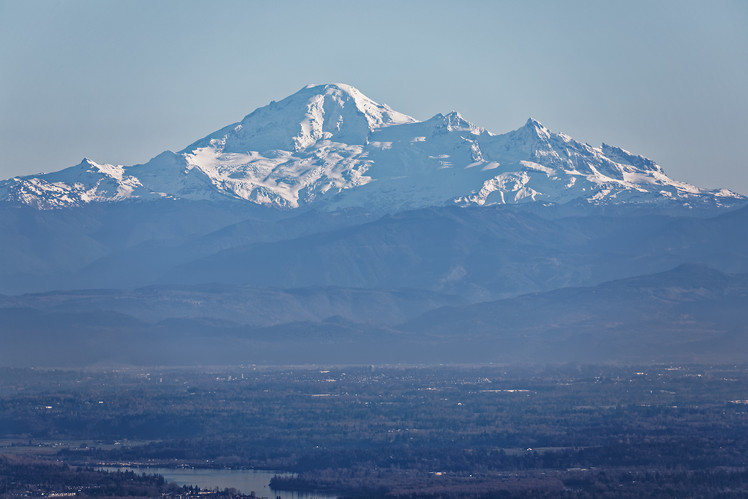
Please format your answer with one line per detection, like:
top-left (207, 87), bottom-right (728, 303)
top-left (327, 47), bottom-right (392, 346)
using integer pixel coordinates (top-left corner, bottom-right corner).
top-left (1, 83), bottom-right (743, 211)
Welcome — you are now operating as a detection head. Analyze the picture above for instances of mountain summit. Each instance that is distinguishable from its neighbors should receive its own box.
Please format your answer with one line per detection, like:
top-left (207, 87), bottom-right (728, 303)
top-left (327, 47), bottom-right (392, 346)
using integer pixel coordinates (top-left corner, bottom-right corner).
top-left (1, 84), bottom-right (743, 211)
top-left (183, 83), bottom-right (416, 154)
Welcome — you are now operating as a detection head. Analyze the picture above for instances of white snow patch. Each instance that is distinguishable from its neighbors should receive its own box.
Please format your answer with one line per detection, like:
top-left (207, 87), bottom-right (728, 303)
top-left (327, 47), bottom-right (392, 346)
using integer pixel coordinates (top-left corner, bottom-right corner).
top-left (520, 160), bottom-right (555, 176)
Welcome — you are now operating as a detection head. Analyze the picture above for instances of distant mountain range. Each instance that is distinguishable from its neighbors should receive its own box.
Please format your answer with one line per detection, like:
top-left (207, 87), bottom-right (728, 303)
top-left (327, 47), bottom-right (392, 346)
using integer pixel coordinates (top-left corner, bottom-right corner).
top-left (1, 84), bottom-right (743, 211)
top-left (2, 264), bottom-right (746, 366)
top-left (1, 84), bottom-right (746, 366)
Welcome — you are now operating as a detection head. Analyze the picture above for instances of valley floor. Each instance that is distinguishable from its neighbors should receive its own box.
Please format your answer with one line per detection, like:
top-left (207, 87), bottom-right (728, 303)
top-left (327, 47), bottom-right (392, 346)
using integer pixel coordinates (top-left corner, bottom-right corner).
top-left (1, 364), bottom-right (747, 497)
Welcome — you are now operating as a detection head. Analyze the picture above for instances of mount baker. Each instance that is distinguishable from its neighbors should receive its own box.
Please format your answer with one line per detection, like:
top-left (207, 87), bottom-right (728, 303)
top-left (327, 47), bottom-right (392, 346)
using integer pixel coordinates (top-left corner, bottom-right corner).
top-left (1, 84), bottom-right (748, 365)
top-left (2, 83), bottom-right (742, 211)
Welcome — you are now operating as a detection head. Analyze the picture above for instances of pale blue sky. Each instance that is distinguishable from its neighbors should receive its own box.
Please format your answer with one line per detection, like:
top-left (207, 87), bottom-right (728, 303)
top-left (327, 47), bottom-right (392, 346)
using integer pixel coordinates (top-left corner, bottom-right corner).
top-left (1, 0), bottom-right (747, 193)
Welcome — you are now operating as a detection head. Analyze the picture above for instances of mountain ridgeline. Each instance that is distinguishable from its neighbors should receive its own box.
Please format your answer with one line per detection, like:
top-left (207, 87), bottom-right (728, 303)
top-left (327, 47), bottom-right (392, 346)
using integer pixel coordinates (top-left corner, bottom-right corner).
top-left (0, 84), bottom-right (746, 366)
top-left (2, 83), bottom-right (742, 211)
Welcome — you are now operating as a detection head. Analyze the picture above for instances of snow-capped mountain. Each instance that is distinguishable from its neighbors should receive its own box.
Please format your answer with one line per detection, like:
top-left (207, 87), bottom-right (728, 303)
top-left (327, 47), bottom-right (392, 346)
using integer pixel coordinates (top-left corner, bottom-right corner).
top-left (1, 83), bottom-right (743, 210)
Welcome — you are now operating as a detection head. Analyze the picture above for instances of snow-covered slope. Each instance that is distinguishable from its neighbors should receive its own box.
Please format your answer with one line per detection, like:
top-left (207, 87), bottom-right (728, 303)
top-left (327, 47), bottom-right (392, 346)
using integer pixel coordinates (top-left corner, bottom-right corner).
top-left (1, 83), bottom-right (743, 210)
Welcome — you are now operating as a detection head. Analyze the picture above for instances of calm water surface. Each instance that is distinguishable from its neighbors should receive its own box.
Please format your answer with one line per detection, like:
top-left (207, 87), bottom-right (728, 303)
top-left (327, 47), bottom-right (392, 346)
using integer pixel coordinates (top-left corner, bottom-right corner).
top-left (100, 466), bottom-right (339, 499)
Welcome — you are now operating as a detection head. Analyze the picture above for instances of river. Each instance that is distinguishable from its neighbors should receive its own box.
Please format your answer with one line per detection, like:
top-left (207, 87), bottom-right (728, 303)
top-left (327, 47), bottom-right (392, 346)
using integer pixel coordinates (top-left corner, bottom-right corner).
top-left (99, 466), bottom-right (339, 499)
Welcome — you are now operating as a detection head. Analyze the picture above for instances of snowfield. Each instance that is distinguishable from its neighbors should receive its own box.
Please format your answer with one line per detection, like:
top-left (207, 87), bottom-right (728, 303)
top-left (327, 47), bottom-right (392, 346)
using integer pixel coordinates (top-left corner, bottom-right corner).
top-left (1, 83), bottom-right (743, 211)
